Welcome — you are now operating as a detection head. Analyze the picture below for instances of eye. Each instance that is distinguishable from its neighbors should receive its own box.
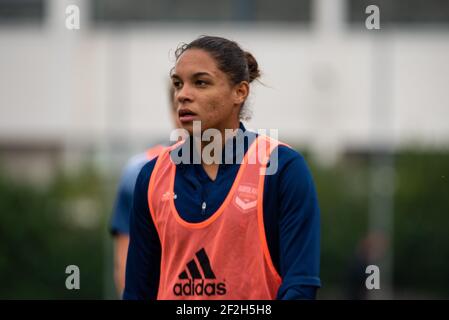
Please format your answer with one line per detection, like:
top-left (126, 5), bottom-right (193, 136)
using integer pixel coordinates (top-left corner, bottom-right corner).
top-left (195, 79), bottom-right (208, 87)
top-left (172, 80), bottom-right (182, 89)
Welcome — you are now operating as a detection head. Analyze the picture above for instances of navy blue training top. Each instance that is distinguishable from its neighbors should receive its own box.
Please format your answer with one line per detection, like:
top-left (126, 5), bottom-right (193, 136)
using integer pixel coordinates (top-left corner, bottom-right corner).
top-left (124, 123), bottom-right (321, 300)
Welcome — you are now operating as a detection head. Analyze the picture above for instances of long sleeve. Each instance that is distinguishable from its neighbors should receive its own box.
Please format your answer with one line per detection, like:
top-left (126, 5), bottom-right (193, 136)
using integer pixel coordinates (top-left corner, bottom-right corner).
top-left (272, 147), bottom-right (321, 299)
top-left (123, 159), bottom-right (161, 300)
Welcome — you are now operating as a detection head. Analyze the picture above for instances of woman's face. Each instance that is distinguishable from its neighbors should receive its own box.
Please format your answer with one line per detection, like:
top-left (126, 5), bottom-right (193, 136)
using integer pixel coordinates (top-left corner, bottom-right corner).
top-left (171, 49), bottom-right (246, 135)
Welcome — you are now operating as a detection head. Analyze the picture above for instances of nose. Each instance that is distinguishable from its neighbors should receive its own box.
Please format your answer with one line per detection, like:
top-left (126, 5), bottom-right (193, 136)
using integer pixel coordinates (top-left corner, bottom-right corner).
top-left (176, 83), bottom-right (193, 104)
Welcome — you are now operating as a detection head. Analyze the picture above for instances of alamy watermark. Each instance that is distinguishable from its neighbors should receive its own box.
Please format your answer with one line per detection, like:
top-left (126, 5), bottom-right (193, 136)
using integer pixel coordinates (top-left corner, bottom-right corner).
top-left (65, 265), bottom-right (80, 290)
top-left (169, 121), bottom-right (280, 176)
top-left (65, 5), bottom-right (80, 30)
top-left (365, 265), bottom-right (380, 290)
top-left (65, 4), bottom-right (380, 31)
top-left (365, 5), bottom-right (380, 30)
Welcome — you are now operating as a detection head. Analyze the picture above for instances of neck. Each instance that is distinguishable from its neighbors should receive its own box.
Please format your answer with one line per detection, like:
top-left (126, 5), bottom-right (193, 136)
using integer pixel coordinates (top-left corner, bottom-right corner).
top-left (191, 120), bottom-right (240, 165)
top-left (200, 122), bottom-right (240, 150)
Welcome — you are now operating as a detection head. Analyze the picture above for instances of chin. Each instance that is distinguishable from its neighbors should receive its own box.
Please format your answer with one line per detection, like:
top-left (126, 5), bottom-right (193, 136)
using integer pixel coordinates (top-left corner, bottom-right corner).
top-left (180, 119), bottom-right (208, 134)
top-left (178, 122), bottom-right (193, 136)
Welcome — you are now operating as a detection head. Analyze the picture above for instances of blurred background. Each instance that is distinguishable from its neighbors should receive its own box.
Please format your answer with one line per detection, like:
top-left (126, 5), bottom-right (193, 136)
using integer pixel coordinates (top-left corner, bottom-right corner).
top-left (0, 0), bottom-right (448, 299)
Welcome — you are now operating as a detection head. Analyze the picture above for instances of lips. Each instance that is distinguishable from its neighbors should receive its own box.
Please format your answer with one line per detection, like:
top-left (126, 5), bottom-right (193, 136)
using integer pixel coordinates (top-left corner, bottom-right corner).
top-left (178, 108), bottom-right (198, 123)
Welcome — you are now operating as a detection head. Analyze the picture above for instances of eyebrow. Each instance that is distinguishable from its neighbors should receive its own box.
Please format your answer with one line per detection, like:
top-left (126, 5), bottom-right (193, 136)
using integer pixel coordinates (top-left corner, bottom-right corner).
top-left (171, 71), bottom-right (213, 80)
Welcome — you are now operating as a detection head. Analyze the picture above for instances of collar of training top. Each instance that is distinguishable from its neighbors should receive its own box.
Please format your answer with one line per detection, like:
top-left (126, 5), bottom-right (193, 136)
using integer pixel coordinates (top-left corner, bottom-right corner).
top-left (170, 122), bottom-right (258, 166)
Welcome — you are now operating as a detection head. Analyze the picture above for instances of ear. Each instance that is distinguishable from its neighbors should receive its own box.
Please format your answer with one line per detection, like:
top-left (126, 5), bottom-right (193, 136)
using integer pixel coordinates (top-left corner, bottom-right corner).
top-left (233, 81), bottom-right (249, 106)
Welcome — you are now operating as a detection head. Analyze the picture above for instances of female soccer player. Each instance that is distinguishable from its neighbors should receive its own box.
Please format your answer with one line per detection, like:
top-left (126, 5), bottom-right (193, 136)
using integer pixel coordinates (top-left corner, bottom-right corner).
top-left (124, 36), bottom-right (321, 300)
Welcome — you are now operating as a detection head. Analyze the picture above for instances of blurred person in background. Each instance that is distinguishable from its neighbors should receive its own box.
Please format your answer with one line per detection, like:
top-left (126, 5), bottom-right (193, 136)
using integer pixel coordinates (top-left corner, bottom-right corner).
top-left (109, 84), bottom-right (181, 297)
top-left (345, 231), bottom-right (388, 299)
top-left (124, 36), bottom-right (321, 300)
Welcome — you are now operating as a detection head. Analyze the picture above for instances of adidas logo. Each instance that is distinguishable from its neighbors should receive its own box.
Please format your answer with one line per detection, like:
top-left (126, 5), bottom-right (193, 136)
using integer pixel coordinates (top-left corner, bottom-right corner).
top-left (173, 248), bottom-right (227, 297)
